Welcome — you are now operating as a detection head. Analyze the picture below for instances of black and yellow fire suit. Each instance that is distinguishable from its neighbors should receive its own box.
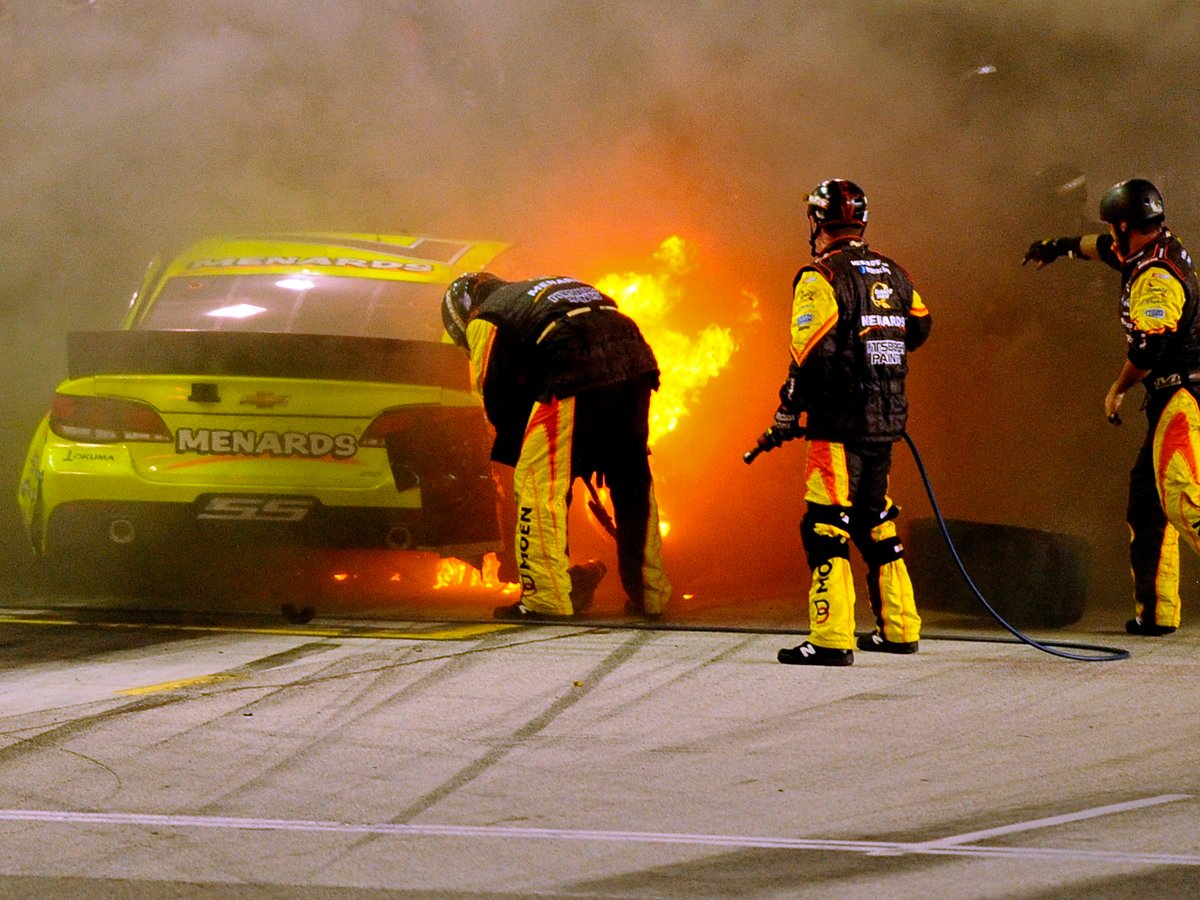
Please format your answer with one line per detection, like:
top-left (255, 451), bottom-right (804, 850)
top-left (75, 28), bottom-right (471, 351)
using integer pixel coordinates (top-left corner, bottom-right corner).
top-left (1107, 230), bottom-right (1200, 630)
top-left (782, 238), bottom-right (931, 650)
top-left (463, 277), bottom-right (670, 616)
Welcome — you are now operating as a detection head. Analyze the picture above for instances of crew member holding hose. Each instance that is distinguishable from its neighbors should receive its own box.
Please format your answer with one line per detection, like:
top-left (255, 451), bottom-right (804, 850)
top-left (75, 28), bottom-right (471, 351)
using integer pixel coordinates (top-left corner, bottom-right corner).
top-left (759, 179), bottom-right (931, 666)
top-left (1025, 178), bottom-right (1200, 636)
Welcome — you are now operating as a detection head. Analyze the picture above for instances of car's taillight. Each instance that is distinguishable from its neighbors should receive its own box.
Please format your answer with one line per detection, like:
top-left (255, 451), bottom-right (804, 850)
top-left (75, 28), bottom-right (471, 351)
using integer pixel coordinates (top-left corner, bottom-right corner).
top-left (49, 393), bottom-right (172, 443)
top-left (359, 408), bottom-right (423, 447)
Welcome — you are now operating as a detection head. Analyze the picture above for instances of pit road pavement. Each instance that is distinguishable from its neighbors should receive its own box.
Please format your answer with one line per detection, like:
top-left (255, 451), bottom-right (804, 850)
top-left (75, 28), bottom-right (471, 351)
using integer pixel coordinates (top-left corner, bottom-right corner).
top-left (0, 600), bottom-right (1196, 898)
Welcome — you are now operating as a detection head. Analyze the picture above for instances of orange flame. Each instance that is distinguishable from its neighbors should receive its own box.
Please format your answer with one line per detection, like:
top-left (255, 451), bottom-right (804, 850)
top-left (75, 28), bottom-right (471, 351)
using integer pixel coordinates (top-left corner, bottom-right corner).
top-left (592, 236), bottom-right (739, 540)
top-left (595, 236), bottom-right (737, 446)
top-left (434, 553), bottom-right (519, 594)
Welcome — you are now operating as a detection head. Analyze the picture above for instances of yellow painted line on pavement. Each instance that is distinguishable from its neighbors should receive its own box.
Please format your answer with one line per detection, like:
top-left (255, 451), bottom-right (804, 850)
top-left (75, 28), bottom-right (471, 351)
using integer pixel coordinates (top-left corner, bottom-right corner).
top-left (118, 674), bottom-right (241, 696)
top-left (0, 614), bottom-right (518, 642)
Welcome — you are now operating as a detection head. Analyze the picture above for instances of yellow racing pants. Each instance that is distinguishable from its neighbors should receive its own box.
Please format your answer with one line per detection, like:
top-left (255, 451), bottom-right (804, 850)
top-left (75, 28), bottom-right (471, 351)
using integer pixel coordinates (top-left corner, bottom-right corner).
top-left (514, 379), bottom-right (670, 616)
top-left (801, 439), bottom-right (921, 650)
top-left (1129, 387), bottom-right (1200, 628)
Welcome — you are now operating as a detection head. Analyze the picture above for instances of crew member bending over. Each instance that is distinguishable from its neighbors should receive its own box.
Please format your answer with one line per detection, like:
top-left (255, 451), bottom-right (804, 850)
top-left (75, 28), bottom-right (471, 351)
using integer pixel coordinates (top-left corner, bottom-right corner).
top-left (442, 273), bottom-right (671, 620)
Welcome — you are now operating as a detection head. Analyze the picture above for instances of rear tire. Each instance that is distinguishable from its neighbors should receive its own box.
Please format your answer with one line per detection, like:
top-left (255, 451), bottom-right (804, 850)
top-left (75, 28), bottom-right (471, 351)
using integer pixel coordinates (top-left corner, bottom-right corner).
top-left (904, 518), bottom-right (1089, 628)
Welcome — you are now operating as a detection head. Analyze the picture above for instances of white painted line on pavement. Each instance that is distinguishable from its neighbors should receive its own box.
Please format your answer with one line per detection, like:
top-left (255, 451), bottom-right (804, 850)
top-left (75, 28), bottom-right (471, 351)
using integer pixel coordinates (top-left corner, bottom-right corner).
top-left (907, 794), bottom-right (1193, 850)
top-left (0, 808), bottom-right (1197, 867)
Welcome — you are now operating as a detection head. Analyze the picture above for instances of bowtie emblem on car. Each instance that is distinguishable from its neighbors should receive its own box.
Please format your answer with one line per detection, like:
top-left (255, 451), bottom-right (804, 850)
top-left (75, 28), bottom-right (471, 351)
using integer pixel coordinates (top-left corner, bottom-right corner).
top-left (239, 391), bottom-right (291, 409)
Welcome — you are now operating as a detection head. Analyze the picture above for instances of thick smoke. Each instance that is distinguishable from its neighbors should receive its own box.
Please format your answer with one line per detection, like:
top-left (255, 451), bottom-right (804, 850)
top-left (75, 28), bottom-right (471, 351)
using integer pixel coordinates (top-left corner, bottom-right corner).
top-left (3, 0), bottom-right (1200, 609)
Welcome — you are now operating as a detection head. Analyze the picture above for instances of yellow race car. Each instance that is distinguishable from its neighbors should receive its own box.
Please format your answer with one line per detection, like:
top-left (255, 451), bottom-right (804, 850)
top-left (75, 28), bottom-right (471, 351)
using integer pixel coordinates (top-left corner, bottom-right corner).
top-left (18, 232), bottom-right (507, 587)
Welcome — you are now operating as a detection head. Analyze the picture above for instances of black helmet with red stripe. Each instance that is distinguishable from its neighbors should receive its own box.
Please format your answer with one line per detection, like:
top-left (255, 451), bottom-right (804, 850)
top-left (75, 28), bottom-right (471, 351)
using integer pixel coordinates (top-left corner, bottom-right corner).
top-left (441, 272), bottom-right (503, 350)
top-left (806, 179), bottom-right (867, 253)
top-left (807, 179), bottom-right (868, 230)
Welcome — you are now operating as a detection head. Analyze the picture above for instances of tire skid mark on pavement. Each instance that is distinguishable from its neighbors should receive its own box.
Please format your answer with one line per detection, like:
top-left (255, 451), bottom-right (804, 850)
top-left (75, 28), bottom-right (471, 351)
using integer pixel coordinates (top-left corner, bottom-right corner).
top-left (194, 628), bottom-right (602, 694)
top-left (118, 640), bottom-right (339, 695)
top-left (379, 630), bottom-right (657, 825)
top-left (0, 642), bottom-right (349, 757)
top-left (0, 692), bottom-right (194, 764)
top-left (190, 626), bottom-right (538, 819)
top-left (0, 629), bottom-right (525, 760)
top-left (602, 632), bottom-right (761, 725)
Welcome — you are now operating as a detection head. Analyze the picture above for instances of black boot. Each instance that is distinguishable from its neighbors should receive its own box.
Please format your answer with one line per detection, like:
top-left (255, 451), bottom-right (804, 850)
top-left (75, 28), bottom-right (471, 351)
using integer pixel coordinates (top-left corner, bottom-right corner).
top-left (493, 602), bottom-right (573, 622)
top-left (856, 631), bottom-right (919, 654)
top-left (568, 559), bottom-right (607, 614)
top-left (777, 641), bottom-right (854, 666)
top-left (1125, 617), bottom-right (1176, 636)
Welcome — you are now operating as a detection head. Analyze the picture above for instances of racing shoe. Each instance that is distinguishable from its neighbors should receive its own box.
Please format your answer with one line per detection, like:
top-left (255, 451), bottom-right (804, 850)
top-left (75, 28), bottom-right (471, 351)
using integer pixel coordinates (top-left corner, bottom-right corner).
top-left (856, 631), bottom-right (919, 654)
top-left (493, 602), bottom-right (573, 622)
top-left (1125, 617), bottom-right (1177, 636)
top-left (568, 559), bottom-right (607, 614)
top-left (624, 598), bottom-right (664, 619)
top-left (777, 641), bottom-right (854, 666)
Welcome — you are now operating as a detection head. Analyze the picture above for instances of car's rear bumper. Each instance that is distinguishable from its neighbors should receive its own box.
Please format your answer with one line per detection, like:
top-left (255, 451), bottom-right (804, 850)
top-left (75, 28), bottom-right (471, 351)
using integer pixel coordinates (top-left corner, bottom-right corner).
top-left (45, 496), bottom-right (500, 557)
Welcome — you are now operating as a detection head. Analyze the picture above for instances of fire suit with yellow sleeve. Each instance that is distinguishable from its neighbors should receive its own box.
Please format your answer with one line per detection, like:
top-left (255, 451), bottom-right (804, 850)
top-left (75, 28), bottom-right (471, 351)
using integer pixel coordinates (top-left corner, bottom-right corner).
top-left (1113, 231), bottom-right (1200, 631)
top-left (464, 277), bottom-right (670, 616)
top-left (783, 238), bottom-right (931, 650)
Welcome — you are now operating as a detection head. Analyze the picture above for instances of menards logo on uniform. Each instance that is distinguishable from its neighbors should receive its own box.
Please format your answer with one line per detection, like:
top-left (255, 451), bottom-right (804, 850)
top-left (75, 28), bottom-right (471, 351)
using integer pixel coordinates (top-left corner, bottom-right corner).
top-left (176, 428), bottom-right (358, 459)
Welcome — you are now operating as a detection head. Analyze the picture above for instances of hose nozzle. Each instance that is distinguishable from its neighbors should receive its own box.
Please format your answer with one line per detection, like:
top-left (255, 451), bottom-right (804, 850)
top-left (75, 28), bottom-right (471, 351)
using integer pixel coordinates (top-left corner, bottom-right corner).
top-left (743, 425), bottom-right (803, 464)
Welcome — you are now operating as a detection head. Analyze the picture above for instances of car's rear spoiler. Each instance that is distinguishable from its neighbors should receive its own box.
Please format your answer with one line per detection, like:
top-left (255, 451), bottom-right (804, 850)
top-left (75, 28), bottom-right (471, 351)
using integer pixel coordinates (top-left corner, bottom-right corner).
top-left (67, 330), bottom-right (471, 390)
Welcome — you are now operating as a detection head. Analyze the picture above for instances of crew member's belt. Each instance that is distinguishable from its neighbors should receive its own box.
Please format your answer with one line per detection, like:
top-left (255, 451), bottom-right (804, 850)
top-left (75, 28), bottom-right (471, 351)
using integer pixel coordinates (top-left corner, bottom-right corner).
top-left (536, 305), bottom-right (619, 344)
top-left (1151, 369), bottom-right (1200, 391)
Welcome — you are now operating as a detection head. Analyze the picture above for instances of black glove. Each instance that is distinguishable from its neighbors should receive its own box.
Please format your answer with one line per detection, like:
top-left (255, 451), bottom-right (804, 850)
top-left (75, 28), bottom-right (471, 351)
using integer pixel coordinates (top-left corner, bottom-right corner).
top-left (1023, 236), bottom-right (1081, 268)
top-left (769, 405), bottom-right (802, 443)
top-left (744, 406), bottom-right (804, 463)
top-left (778, 373), bottom-right (806, 412)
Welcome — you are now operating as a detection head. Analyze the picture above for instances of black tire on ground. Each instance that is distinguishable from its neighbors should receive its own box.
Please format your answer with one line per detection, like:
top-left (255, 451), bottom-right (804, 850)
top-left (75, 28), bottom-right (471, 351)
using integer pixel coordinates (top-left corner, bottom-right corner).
top-left (904, 518), bottom-right (1089, 628)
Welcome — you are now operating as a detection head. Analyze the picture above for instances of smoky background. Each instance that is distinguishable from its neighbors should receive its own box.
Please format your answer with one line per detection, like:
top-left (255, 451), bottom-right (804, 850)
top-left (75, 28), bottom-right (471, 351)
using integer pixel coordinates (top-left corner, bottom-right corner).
top-left (3, 0), bottom-right (1200, 614)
